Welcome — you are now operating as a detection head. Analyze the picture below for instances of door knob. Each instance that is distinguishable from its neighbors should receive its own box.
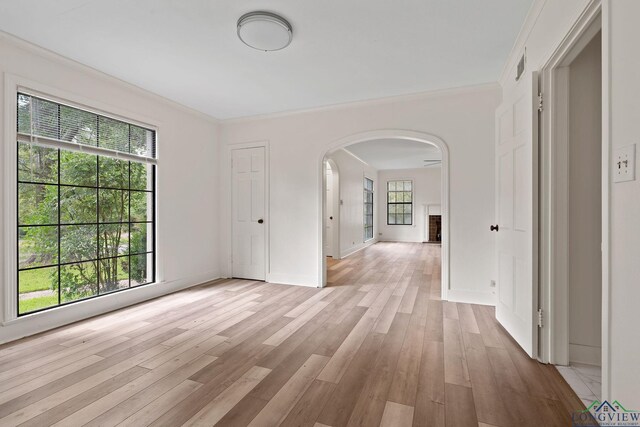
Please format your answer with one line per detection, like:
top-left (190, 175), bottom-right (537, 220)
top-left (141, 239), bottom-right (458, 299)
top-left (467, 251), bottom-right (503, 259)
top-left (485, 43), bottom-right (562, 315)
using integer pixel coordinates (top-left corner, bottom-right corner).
top-left (490, 224), bottom-right (499, 232)
top-left (329, 216), bottom-right (333, 220)
top-left (258, 219), bottom-right (264, 224)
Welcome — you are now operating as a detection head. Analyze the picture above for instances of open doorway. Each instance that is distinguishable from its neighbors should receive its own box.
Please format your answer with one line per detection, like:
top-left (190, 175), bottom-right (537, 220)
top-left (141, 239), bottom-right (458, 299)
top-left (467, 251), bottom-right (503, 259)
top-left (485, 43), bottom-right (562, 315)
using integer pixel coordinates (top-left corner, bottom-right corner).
top-left (539, 11), bottom-right (604, 406)
top-left (324, 159), bottom-right (340, 261)
top-left (319, 131), bottom-right (449, 299)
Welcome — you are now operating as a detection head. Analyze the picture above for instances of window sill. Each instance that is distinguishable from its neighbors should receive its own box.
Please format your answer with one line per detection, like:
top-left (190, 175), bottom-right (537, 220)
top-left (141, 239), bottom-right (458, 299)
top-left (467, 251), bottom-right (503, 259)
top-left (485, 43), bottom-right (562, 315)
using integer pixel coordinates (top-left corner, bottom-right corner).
top-left (4, 281), bottom-right (156, 327)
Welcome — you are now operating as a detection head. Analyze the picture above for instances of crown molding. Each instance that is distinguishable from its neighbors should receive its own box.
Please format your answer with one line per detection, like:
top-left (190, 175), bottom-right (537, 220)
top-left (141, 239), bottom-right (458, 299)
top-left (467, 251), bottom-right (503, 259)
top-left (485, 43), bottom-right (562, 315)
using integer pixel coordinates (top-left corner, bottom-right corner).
top-left (221, 82), bottom-right (501, 125)
top-left (0, 30), bottom-right (220, 125)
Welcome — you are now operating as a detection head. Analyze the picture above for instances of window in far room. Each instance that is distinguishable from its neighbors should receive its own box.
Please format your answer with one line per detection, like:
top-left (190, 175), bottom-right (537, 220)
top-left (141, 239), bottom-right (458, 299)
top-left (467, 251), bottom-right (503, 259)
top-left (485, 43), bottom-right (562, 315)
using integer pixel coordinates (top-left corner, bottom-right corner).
top-left (387, 180), bottom-right (412, 225)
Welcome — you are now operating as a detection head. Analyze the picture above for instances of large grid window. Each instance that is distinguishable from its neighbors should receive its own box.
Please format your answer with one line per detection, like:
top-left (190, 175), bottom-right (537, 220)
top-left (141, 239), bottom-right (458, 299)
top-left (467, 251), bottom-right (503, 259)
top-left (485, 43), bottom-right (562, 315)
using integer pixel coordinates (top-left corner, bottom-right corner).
top-left (16, 93), bottom-right (156, 316)
top-left (364, 178), bottom-right (374, 241)
top-left (387, 180), bottom-right (412, 225)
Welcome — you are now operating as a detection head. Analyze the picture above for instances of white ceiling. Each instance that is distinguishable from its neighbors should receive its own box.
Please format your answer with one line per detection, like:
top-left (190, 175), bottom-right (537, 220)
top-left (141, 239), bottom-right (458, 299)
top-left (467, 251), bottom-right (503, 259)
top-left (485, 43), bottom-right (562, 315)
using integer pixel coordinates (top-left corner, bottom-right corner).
top-left (0, 0), bottom-right (533, 119)
top-left (344, 139), bottom-right (441, 170)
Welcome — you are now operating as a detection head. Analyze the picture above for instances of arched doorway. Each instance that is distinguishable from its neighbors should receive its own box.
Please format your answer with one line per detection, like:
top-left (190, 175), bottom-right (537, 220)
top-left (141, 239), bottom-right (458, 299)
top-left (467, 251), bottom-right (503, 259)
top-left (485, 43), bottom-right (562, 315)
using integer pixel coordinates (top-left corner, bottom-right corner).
top-left (318, 130), bottom-right (450, 301)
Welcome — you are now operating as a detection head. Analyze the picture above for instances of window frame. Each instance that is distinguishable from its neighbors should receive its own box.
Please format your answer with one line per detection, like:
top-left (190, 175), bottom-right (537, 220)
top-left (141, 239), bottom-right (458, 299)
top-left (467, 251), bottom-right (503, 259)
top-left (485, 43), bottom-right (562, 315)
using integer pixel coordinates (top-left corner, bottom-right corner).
top-left (364, 177), bottom-right (374, 242)
top-left (386, 179), bottom-right (413, 226)
top-left (6, 83), bottom-right (158, 320)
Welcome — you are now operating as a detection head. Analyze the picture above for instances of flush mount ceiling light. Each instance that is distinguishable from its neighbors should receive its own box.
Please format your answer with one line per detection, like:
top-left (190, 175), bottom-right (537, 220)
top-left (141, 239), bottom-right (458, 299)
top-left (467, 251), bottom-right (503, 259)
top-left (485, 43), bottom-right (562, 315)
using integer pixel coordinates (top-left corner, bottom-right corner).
top-left (237, 11), bottom-right (292, 52)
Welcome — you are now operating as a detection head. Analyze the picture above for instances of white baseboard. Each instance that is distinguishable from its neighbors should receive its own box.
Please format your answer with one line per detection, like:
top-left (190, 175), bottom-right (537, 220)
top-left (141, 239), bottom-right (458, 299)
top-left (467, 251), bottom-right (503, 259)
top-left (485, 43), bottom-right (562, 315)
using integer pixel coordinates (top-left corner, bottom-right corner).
top-left (446, 289), bottom-right (496, 306)
top-left (0, 270), bottom-right (221, 345)
top-left (377, 238), bottom-right (424, 243)
top-left (570, 343), bottom-right (602, 366)
top-left (340, 239), bottom-right (377, 259)
top-left (267, 272), bottom-right (319, 287)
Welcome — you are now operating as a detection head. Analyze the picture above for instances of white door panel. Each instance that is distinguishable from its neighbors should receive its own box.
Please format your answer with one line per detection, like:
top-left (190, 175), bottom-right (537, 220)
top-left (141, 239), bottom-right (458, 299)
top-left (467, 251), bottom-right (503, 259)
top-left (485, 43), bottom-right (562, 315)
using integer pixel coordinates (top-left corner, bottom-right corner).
top-left (232, 147), bottom-right (266, 281)
top-left (494, 71), bottom-right (539, 357)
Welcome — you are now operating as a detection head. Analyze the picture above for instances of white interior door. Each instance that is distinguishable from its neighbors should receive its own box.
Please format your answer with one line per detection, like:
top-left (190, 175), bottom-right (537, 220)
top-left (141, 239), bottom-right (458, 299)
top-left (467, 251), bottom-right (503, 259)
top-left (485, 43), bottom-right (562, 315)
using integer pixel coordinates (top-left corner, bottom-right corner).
top-left (232, 147), bottom-right (266, 281)
top-left (494, 71), bottom-right (539, 357)
top-left (325, 163), bottom-right (334, 257)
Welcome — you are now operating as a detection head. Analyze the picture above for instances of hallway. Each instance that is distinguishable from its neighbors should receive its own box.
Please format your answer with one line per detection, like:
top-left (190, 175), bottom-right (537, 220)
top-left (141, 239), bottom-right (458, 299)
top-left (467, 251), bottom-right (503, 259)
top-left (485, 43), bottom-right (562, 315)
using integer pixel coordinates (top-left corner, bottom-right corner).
top-left (0, 243), bottom-right (586, 426)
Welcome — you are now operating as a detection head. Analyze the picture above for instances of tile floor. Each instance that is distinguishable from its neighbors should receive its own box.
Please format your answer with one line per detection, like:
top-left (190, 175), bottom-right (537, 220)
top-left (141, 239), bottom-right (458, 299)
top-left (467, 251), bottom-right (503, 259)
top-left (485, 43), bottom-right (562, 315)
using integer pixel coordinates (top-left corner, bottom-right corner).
top-left (557, 363), bottom-right (602, 409)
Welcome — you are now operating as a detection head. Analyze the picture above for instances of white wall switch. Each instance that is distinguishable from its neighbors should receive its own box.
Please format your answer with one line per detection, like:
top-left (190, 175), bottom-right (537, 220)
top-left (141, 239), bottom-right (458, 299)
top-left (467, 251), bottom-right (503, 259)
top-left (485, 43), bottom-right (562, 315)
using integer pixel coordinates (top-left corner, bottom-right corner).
top-left (614, 144), bottom-right (636, 183)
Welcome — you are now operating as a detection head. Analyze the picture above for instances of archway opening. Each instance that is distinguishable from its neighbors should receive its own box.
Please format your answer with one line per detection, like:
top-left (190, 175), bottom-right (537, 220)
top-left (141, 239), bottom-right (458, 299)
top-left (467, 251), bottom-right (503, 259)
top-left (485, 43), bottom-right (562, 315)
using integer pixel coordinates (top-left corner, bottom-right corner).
top-left (319, 130), bottom-right (450, 301)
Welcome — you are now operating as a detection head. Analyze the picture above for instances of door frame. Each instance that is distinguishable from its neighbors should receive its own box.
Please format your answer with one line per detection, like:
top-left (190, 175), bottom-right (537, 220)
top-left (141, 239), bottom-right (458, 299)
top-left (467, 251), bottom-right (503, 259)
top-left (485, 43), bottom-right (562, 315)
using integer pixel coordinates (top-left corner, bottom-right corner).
top-left (538, 0), bottom-right (609, 398)
top-left (318, 129), bottom-right (450, 298)
top-left (323, 158), bottom-right (341, 259)
top-left (227, 141), bottom-right (270, 281)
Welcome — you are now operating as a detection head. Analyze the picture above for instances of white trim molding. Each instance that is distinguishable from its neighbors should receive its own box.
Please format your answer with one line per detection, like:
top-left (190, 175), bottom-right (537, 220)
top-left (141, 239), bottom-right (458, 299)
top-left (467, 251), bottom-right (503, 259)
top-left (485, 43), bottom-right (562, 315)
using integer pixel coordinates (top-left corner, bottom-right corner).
top-left (2, 73), bottom-right (166, 329)
top-left (537, 0), bottom-right (609, 400)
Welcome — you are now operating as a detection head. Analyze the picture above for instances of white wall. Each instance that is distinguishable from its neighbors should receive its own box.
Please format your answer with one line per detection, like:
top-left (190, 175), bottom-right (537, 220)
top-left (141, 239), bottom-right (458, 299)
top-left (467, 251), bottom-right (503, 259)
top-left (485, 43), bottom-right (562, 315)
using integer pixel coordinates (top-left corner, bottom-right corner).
top-left (607, 0), bottom-right (640, 409)
top-left (220, 83), bottom-right (500, 301)
top-left (377, 167), bottom-right (441, 243)
top-left (0, 33), bottom-right (220, 343)
top-left (568, 34), bottom-right (602, 365)
top-left (499, 0), bottom-right (640, 407)
top-left (327, 149), bottom-right (378, 258)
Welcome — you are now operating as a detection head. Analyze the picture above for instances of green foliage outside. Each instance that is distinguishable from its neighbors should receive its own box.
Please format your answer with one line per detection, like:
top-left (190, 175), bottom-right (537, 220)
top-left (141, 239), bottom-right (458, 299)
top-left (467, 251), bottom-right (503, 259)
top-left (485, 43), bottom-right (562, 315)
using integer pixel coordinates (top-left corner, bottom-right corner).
top-left (17, 95), bottom-right (153, 315)
top-left (17, 267), bottom-right (51, 293)
top-left (20, 294), bottom-right (58, 313)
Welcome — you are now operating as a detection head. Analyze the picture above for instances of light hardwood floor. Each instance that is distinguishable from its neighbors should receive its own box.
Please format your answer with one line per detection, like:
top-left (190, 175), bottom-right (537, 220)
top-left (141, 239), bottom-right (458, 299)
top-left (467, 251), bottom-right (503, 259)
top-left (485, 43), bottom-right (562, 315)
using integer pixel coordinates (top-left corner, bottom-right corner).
top-left (0, 242), bottom-right (586, 426)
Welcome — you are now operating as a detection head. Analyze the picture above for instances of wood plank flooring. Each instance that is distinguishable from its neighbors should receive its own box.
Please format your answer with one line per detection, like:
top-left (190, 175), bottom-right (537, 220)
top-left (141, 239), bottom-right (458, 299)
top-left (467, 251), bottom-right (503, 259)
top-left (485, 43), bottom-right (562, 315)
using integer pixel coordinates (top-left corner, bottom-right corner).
top-left (0, 242), bottom-right (587, 426)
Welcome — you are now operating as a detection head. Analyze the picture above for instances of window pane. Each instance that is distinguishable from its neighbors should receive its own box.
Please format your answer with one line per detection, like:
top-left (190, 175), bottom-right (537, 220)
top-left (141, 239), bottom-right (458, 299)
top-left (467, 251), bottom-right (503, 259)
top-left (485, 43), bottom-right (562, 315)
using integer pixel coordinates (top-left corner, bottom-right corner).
top-left (99, 189), bottom-right (129, 223)
top-left (131, 253), bottom-right (152, 286)
top-left (17, 94), bottom-right (32, 134)
top-left (60, 151), bottom-right (97, 187)
top-left (130, 191), bottom-right (151, 222)
top-left (130, 162), bottom-right (152, 190)
top-left (404, 213), bottom-right (412, 224)
top-left (18, 183), bottom-right (58, 225)
top-left (19, 267), bottom-right (58, 314)
top-left (99, 157), bottom-right (129, 189)
top-left (19, 226), bottom-right (58, 269)
top-left (404, 204), bottom-right (412, 214)
top-left (403, 192), bottom-right (412, 202)
top-left (130, 222), bottom-right (152, 254)
top-left (60, 261), bottom-right (97, 303)
top-left (404, 181), bottom-right (412, 191)
top-left (60, 105), bottom-right (97, 145)
top-left (364, 178), bottom-right (373, 191)
top-left (98, 117), bottom-right (129, 153)
top-left (99, 223), bottom-right (129, 258)
top-left (99, 256), bottom-right (129, 294)
top-left (130, 126), bottom-right (154, 158)
top-left (388, 214), bottom-right (395, 224)
top-left (388, 192), bottom-right (396, 203)
top-left (388, 181), bottom-right (396, 191)
top-left (60, 187), bottom-right (97, 224)
top-left (31, 97), bottom-right (59, 139)
top-left (18, 142), bottom-right (58, 184)
top-left (61, 225), bottom-right (97, 263)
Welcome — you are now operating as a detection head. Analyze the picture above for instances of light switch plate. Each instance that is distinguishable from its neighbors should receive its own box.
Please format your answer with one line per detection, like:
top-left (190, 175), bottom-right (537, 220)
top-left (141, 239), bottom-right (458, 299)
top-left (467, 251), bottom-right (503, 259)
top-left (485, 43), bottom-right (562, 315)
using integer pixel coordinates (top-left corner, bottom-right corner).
top-left (613, 144), bottom-right (636, 183)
